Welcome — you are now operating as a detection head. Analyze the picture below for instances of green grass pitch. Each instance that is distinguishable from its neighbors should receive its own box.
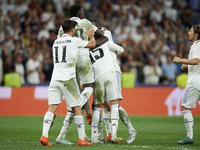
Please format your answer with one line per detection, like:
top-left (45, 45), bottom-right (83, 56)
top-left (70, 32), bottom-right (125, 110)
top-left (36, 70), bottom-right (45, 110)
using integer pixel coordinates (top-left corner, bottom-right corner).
top-left (0, 116), bottom-right (199, 150)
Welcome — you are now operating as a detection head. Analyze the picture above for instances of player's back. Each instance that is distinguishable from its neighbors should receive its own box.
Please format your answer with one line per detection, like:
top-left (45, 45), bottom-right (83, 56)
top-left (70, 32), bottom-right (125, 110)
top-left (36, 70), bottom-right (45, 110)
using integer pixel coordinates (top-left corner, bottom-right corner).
top-left (90, 42), bottom-right (114, 79)
top-left (51, 35), bottom-right (87, 81)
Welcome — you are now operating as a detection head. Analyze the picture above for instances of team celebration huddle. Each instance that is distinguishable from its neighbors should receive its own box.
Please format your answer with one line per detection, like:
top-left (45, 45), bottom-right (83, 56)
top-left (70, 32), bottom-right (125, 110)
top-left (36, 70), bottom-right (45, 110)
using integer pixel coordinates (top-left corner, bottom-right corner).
top-left (40, 4), bottom-right (200, 146)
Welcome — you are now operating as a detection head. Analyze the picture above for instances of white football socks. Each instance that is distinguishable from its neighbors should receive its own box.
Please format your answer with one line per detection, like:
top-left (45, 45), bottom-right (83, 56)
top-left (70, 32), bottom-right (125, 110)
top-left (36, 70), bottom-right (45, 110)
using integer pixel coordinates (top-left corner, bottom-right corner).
top-left (57, 111), bottom-right (74, 140)
top-left (119, 106), bottom-right (134, 133)
top-left (92, 107), bottom-right (101, 140)
top-left (111, 104), bottom-right (119, 137)
top-left (82, 100), bottom-right (90, 117)
top-left (98, 112), bottom-right (104, 139)
top-left (42, 111), bottom-right (54, 138)
top-left (182, 110), bottom-right (193, 139)
top-left (75, 115), bottom-right (85, 140)
top-left (81, 87), bottom-right (93, 107)
top-left (103, 108), bottom-right (111, 136)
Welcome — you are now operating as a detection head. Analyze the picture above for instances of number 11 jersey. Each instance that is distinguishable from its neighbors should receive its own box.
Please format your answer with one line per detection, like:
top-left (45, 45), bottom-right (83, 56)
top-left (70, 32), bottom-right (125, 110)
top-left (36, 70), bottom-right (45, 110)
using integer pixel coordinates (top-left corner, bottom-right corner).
top-left (51, 34), bottom-right (88, 81)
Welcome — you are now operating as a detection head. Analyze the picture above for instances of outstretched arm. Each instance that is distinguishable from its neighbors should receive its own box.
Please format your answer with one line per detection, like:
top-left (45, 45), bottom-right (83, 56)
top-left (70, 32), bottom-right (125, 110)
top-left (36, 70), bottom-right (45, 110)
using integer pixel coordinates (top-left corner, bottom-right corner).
top-left (173, 56), bottom-right (199, 65)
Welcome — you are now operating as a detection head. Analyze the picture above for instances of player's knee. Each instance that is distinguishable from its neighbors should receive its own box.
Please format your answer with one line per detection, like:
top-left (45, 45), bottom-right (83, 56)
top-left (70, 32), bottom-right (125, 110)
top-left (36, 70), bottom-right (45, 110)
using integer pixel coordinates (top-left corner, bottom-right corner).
top-left (181, 106), bottom-right (190, 111)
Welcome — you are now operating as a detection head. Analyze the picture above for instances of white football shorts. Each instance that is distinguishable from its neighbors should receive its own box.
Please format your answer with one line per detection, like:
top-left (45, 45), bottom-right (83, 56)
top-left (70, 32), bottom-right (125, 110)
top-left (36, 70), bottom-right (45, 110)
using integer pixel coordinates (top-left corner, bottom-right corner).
top-left (76, 54), bottom-right (95, 84)
top-left (93, 70), bottom-right (121, 105)
top-left (48, 79), bottom-right (81, 111)
top-left (181, 86), bottom-right (200, 109)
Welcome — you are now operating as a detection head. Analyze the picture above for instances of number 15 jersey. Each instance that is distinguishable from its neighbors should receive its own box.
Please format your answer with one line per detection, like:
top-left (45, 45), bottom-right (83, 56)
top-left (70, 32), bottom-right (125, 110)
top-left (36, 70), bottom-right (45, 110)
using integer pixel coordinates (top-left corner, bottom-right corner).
top-left (51, 34), bottom-right (88, 81)
top-left (90, 42), bottom-right (115, 79)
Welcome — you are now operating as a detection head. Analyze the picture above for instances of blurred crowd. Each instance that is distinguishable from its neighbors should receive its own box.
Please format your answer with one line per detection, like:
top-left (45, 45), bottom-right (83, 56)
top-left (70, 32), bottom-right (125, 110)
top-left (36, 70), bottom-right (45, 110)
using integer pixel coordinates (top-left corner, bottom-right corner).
top-left (0, 0), bottom-right (200, 86)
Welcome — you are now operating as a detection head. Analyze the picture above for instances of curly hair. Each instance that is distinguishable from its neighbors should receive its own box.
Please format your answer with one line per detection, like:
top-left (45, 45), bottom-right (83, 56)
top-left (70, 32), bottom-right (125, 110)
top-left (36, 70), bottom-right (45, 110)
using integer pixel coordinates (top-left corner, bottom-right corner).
top-left (70, 4), bottom-right (82, 18)
top-left (193, 24), bottom-right (200, 40)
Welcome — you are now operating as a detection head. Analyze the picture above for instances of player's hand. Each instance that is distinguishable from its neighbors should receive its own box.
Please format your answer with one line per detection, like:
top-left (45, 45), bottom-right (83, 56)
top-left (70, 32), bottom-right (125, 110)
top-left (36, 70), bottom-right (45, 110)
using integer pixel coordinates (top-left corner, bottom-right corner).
top-left (173, 56), bottom-right (180, 63)
top-left (181, 64), bottom-right (188, 71)
top-left (86, 29), bottom-right (95, 38)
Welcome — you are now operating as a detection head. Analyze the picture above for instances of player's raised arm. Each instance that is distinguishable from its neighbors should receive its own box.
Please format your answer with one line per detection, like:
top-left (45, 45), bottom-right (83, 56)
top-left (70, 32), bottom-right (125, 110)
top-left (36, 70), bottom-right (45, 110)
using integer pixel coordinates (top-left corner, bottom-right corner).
top-left (84, 29), bottom-right (96, 48)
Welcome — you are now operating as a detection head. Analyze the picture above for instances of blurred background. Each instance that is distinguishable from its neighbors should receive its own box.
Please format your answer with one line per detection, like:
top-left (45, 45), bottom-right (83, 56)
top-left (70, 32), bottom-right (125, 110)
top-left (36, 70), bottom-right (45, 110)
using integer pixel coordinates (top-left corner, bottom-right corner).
top-left (0, 0), bottom-right (200, 88)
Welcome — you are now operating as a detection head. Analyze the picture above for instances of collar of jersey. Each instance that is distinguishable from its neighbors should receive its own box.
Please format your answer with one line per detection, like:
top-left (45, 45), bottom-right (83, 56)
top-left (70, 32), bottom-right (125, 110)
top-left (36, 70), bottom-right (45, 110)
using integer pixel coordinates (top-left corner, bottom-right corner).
top-left (192, 40), bottom-right (200, 46)
top-left (70, 17), bottom-right (80, 21)
top-left (62, 34), bottom-right (71, 37)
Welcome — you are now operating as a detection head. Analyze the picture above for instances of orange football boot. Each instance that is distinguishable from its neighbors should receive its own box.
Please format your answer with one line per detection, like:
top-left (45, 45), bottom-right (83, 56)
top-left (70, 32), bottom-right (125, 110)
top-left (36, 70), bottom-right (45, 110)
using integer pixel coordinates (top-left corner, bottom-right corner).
top-left (40, 135), bottom-right (51, 146)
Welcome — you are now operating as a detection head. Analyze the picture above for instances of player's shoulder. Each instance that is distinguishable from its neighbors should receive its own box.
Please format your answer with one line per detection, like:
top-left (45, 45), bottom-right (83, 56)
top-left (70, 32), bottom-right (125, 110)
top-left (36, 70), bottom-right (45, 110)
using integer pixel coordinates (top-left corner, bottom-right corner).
top-left (79, 18), bottom-right (93, 25)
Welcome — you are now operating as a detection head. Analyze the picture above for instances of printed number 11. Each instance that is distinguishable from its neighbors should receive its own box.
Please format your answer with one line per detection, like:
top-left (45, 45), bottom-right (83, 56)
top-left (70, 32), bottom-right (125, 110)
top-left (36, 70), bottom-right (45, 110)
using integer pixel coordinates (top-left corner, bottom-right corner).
top-left (54, 46), bottom-right (67, 63)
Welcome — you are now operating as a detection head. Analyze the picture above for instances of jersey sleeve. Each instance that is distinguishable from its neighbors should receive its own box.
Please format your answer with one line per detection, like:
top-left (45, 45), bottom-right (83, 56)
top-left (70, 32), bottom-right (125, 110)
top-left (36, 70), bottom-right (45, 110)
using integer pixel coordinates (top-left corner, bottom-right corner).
top-left (193, 44), bottom-right (200, 59)
top-left (107, 41), bottom-right (124, 54)
top-left (104, 30), bottom-right (113, 42)
top-left (57, 26), bottom-right (64, 38)
top-left (75, 37), bottom-right (88, 48)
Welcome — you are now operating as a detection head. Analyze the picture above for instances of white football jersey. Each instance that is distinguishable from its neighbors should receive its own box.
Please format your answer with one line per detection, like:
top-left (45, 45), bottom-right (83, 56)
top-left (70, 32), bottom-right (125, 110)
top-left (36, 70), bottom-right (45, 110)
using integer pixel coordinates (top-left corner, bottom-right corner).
top-left (103, 29), bottom-right (124, 74)
top-left (90, 42), bottom-right (115, 79)
top-left (51, 34), bottom-right (88, 81)
top-left (57, 17), bottom-right (97, 55)
top-left (187, 40), bottom-right (200, 90)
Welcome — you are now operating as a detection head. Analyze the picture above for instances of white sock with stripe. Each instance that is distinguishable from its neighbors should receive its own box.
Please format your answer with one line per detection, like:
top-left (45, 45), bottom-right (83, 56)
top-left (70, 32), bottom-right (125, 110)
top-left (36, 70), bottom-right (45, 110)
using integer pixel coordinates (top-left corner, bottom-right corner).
top-left (42, 111), bottom-right (54, 138)
top-left (92, 107), bottom-right (101, 140)
top-left (111, 104), bottom-right (119, 137)
top-left (57, 112), bottom-right (74, 140)
top-left (81, 87), bottom-right (93, 107)
top-left (119, 106), bottom-right (134, 133)
top-left (103, 108), bottom-right (111, 136)
top-left (182, 110), bottom-right (193, 139)
top-left (75, 115), bottom-right (85, 140)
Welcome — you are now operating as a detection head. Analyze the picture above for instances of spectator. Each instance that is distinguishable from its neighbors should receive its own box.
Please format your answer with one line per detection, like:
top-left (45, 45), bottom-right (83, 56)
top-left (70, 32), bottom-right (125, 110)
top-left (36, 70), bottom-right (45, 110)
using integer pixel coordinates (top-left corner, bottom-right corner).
top-left (4, 64), bottom-right (21, 87)
top-left (41, 4), bottom-right (56, 31)
top-left (26, 50), bottom-right (42, 84)
top-left (143, 57), bottom-right (162, 85)
top-left (161, 51), bottom-right (177, 85)
top-left (14, 52), bottom-right (25, 84)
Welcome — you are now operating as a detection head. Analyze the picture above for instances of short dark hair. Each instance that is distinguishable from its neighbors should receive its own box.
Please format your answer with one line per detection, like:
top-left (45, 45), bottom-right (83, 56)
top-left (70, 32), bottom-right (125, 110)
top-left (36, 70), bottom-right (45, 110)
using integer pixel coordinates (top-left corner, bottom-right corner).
top-left (61, 19), bottom-right (77, 33)
top-left (193, 24), bottom-right (200, 40)
top-left (70, 4), bottom-right (82, 17)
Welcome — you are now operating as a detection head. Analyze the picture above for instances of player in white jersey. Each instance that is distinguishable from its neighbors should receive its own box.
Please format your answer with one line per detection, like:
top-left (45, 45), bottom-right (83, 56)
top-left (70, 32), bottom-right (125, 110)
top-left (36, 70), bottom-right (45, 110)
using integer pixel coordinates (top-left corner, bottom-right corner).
top-left (173, 25), bottom-right (200, 145)
top-left (90, 19), bottom-right (137, 144)
top-left (40, 19), bottom-right (96, 146)
top-left (55, 4), bottom-right (108, 144)
top-left (89, 29), bottom-right (124, 144)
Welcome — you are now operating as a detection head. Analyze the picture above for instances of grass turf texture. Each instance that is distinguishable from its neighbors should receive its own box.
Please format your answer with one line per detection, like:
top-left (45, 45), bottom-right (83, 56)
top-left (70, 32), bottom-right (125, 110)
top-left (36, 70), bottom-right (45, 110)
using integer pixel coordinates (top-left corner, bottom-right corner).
top-left (0, 116), bottom-right (199, 150)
